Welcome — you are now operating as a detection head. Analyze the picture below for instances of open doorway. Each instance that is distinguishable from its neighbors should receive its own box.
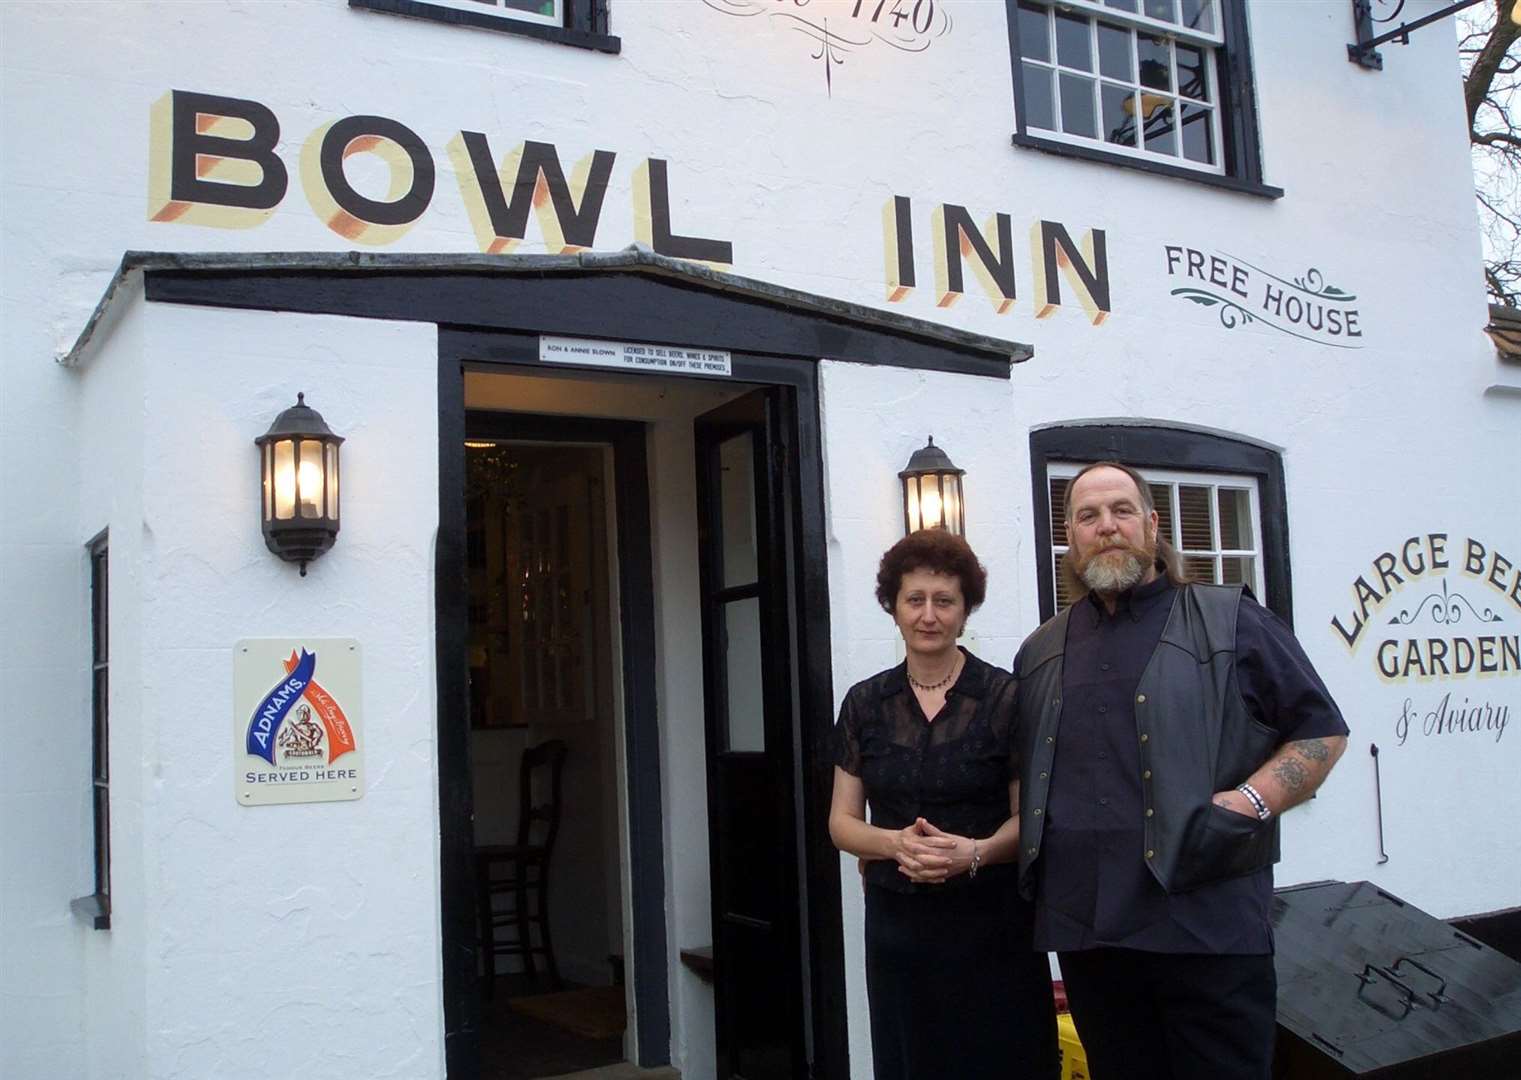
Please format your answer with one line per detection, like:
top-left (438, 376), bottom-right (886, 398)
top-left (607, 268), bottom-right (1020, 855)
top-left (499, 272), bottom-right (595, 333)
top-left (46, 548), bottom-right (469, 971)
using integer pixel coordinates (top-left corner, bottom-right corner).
top-left (466, 437), bottom-right (627, 1080)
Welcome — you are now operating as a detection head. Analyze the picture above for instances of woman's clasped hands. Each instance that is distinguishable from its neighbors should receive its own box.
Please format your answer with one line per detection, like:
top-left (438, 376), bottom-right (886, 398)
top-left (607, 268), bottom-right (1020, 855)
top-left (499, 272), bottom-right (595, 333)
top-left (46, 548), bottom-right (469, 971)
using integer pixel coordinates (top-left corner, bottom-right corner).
top-left (892, 817), bottom-right (974, 883)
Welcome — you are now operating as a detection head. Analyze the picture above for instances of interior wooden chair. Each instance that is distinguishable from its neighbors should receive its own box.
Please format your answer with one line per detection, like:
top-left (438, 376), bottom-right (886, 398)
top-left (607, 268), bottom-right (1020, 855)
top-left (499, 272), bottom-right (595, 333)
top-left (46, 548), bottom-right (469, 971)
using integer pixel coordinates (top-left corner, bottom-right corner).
top-left (476, 738), bottom-right (569, 998)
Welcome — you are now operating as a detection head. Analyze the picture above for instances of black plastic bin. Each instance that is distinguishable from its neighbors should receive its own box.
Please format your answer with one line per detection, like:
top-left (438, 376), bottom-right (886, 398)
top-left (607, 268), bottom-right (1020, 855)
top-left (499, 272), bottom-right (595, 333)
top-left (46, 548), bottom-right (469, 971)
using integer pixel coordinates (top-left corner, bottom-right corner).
top-left (1273, 880), bottom-right (1521, 1078)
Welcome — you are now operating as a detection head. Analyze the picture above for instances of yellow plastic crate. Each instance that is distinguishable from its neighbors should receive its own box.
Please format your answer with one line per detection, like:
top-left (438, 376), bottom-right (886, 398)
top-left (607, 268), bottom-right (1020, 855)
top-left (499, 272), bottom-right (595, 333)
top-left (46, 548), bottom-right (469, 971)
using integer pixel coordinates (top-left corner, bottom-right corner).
top-left (1057, 1013), bottom-right (1090, 1080)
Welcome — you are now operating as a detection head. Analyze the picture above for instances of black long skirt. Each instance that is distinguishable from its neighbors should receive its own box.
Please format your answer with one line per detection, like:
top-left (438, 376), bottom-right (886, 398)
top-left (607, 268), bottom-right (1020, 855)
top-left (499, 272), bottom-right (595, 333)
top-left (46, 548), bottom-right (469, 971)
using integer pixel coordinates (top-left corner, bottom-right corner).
top-left (864, 874), bottom-right (1059, 1080)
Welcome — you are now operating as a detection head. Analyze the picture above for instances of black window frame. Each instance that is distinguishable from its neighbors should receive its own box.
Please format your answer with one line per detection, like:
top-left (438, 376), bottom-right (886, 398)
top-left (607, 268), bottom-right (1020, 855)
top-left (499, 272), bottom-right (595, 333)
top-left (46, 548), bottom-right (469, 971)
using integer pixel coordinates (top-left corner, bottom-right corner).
top-left (1005, 0), bottom-right (1281, 199)
top-left (1029, 424), bottom-right (1292, 625)
top-left (349, 0), bottom-right (619, 53)
top-left (71, 530), bottom-right (111, 930)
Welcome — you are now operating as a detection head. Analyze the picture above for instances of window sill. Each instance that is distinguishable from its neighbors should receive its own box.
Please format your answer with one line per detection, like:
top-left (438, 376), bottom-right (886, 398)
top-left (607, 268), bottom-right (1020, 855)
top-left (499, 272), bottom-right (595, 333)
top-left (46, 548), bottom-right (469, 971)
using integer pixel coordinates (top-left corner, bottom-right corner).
top-left (349, 0), bottom-right (621, 53)
top-left (71, 893), bottom-right (111, 931)
top-left (1011, 132), bottom-right (1283, 200)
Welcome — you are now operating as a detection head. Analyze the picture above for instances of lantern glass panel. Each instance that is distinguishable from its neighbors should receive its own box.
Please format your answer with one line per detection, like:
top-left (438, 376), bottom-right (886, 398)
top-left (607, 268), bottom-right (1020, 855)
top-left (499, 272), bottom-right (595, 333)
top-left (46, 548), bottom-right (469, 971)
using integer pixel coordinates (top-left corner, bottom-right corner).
top-left (298, 439), bottom-right (325, 519)
top-left (905, 477), bottom-right (921, 532)
top-left (325, 443), bottom-right (339, 520)
top-left (262, 443), bottom-right (273, 522)
top-left (943, 476), bottom-right (963, 535)
top-left (273, 439), bottom-right (296, 520)
top-left (918, 475), bottom-right (945, 530)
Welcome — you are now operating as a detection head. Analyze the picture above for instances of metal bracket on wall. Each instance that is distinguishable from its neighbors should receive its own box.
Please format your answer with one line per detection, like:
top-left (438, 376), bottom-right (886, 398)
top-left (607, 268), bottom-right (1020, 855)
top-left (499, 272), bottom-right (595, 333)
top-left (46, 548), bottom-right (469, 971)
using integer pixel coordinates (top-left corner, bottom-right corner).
top-left (1348, 0), bottom-right (1496, 70)
top-left (1371, 743), bottom-right (1390, 864)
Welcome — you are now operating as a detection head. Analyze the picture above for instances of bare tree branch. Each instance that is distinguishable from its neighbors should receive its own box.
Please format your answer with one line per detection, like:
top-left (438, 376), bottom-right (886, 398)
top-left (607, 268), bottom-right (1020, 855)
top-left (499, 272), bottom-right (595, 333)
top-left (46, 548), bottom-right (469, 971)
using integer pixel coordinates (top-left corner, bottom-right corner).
top-left (1463, 2), bottom-right (1521, 305)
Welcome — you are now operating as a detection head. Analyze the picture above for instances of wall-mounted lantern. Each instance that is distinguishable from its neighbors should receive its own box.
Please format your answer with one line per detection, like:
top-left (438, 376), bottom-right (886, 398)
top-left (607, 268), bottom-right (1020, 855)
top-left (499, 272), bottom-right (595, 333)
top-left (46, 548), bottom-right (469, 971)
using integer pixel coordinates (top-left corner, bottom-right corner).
top-left (255, 393), bottom-right (343, 576)
top-left (899, 436), bottom-right (965, 536)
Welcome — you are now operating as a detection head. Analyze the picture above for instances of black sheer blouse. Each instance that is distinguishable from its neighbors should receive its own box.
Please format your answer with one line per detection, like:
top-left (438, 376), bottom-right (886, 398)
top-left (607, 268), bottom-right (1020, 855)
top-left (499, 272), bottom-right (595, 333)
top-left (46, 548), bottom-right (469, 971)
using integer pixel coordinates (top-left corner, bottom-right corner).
top-left (833, 649), bottom-right (1021, 893)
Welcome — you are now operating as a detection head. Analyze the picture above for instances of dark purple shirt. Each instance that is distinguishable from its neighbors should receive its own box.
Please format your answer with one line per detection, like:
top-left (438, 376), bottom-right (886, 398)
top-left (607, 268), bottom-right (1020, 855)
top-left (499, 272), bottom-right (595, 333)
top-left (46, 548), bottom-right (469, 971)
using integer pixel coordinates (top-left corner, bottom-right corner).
top-left (1027, 577), bottom-right (1348, 955)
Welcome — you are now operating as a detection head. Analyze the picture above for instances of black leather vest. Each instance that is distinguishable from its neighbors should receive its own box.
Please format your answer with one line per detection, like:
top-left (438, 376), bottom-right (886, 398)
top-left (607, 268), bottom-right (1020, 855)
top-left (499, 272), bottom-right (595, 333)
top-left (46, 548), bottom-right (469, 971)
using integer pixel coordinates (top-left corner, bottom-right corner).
top-left (1015, 583), bottom-right (1281, 896)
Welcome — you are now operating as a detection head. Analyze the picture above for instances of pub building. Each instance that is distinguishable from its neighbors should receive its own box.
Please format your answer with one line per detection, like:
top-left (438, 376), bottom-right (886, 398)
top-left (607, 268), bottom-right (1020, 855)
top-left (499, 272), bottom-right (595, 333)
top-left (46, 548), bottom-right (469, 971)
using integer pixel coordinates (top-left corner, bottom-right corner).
top-left (4, 1), bottom-right (1521, 1077)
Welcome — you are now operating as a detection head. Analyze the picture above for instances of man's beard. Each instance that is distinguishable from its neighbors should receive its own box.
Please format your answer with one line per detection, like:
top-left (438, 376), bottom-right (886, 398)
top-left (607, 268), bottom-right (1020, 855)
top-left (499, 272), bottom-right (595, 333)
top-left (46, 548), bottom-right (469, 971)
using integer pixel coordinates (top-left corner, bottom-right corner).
top-left (1076, 537), bottom-right (1155, 595)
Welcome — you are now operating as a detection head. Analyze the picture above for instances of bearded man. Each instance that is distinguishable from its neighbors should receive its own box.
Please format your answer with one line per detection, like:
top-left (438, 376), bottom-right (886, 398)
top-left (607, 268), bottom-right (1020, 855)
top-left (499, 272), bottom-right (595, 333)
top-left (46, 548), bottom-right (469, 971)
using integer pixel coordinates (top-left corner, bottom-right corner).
top-left (1012, 462), bottom-right (1348, 1080)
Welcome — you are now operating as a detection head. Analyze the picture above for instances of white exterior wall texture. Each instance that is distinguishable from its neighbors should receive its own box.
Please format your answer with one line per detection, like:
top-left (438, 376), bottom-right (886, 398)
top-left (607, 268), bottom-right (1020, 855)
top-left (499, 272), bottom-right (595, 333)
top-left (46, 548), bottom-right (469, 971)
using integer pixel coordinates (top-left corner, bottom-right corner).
top-left (3, 1), bottom-right (1518, 1077)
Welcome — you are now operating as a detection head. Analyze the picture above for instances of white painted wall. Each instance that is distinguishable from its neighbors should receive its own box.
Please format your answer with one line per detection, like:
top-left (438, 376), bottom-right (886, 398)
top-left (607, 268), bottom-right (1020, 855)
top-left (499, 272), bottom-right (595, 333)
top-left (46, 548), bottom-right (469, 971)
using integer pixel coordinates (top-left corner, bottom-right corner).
top-left (3, 0), bottom-right (1518, 1076)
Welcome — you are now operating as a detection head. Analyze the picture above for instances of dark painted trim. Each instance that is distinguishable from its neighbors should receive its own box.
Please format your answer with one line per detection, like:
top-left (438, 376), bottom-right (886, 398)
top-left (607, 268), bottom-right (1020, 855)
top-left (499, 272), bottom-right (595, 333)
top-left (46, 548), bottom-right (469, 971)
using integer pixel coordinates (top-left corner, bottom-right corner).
top-left (436, 339), bottom-right (479, 1078)
top-left (69, 893), bottom-right (110, 931)
top-left (1008, 133), bottom-right (1283, 200)
top-left (349, 0), bottom-right (620, 52)
top-left (471, 409), bottom-right (669, 1066)
top-left (1028, 425), bottom-right (1292, 626)
top-left (1005, 0), bottom-right (1279, 197)
top-left (144, 269), bottom-right (1013, 379)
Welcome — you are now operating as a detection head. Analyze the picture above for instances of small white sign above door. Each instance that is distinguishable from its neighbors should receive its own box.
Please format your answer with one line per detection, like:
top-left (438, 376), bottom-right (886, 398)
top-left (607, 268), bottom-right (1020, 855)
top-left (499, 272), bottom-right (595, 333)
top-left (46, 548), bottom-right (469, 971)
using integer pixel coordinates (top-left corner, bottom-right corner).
top-left (539, 335), bottom-right (733, 377)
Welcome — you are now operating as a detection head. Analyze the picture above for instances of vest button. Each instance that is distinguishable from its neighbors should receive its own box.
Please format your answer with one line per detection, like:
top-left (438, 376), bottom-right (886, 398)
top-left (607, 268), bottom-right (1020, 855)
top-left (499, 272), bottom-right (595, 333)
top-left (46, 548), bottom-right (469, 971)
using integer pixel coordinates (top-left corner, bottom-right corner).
top-left (1028, 847), bottom-right (1037, 855)
top-left (1040, 771), bottom-right (1048, 779)
top-left (1139, 733), bottom-right (1149, 743)
top-left (1053, 698), bottom-right (1061, 707)
top-left (1143, 770), bottom-right (1152, 780)
top-left (1034, 808), bottom-right (1043, 815)
top-left (1145, 808), bottom-right (1154, 818)
top-left (1145, 849), bottom-right (1155, 859)
top-left (1136, 693), bottom-right (1147, 704)
top-left (1046, 736), bottom-right (1054, 744)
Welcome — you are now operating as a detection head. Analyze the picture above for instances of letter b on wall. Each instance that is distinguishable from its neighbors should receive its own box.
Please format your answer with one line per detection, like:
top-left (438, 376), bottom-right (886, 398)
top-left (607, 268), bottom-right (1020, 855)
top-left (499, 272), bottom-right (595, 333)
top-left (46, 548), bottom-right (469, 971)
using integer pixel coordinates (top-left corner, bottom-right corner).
top-left (148, 90), bottom-right (289, 228)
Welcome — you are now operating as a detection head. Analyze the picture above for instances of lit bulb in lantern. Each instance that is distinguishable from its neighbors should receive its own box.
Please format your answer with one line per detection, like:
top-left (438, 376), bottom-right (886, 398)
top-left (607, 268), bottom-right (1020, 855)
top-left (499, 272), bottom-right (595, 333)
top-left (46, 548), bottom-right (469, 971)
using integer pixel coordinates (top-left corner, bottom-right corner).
top-left (920, 485), bottom-right (943, 529)
top-left (297, 458), bottom-right (323, 515)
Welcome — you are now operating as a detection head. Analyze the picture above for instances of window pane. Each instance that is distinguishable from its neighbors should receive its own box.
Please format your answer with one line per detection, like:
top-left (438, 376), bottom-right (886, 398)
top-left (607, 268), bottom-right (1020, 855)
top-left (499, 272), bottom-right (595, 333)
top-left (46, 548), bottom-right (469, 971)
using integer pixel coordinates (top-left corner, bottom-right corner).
top-left (1222, 555), bottom-right (1255, 587)
top-left (1177, 43), bottom-right (1209, 101)
top-left (1149, 484), bottom-right (1174, 543)
top-left (1178, 484), bottom-right (1213, 549)
top-left (1180, 103), bottom-right (1213, 164)
top-left (1098, 22), bottom-right (1133, 81)
top-left (1104, 0), bottom-right (1139, 11)
top-left (1184, 555), bottom-right (1218, 583)
top-left (1049, 476), bottom-right (1069, 547)
top-left (1022, 62), bottom-right (1056, 130)
top-left (1053, 549), bottom-right (1076, 612)
top-left (325, 444), bottom-right (339, 520)
top-left (93, 670), bottom-right (108, 780)
top-left (1144, 0), bottom-right (1175, 22)
top-left (718, 433), bottom-right (759, 588)
top-left (1218, 488), bottom-right (1253, 549)
top-left (1060, 73), bottom-right (1098, 138)
top-left (724, 597), bottom-right (765, 752)
top-left (1181, 0), bottom-right (1214, 33)
top-left (502, 0), bottom-right (557, 15)
top-left (1142, 96), bottom-right (1178, 155)
top-left (1055, 12), bottom-right (1093, 71)
top-left (1018, 2), bottom-right (1051, 63)
top-left (1102, 82), bottom-right (1138, 146)
top-left (1138, 33), bottom-right (1172, 91)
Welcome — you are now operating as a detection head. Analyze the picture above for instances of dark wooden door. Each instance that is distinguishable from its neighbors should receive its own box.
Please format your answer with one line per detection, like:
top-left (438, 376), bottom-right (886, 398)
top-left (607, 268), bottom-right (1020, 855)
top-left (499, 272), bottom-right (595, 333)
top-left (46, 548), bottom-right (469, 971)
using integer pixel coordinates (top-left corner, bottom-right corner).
top-left (695, 388), bottom-right (807, 1080)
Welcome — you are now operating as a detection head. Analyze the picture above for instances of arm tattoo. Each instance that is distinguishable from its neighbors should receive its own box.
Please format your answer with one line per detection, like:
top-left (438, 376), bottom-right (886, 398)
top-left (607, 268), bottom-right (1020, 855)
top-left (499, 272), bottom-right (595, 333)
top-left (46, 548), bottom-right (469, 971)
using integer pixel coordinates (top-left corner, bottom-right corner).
top-left (1273, 756), bottom-right (1309, 792)
top-left (1292, 738), bottom-right (1331, 763)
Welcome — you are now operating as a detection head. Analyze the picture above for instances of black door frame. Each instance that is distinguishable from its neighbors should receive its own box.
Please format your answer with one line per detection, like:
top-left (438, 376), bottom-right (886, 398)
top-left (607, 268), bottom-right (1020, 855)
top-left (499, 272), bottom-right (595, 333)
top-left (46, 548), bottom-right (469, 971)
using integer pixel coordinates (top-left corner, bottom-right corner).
top-left (436, 331), bottom-right (847, 1080)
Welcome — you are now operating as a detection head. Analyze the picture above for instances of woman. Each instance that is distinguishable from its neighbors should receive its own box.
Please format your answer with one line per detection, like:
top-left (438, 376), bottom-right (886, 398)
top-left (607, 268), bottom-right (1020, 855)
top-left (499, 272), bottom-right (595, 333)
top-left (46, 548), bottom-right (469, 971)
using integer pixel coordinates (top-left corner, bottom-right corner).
top-left (830, 529), bottom-right (1058, 1080)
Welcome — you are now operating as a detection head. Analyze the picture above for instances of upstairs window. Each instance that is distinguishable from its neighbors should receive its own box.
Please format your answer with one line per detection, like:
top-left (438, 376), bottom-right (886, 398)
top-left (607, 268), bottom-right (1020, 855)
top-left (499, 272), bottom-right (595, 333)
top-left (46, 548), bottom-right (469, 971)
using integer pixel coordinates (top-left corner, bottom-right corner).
top-left (1008, 0), bottom-right (1276, 195)
top-left (72, 532), bottom-right (111, 930)
top-left (350, 0), bottom-right (619, 53)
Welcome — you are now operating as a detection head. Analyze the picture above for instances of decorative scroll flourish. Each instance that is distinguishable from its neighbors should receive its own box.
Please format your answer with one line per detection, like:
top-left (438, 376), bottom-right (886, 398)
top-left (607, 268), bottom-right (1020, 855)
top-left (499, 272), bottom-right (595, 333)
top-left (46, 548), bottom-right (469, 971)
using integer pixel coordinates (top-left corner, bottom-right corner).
top-left (1170, 287), bottom-right (1257, 331)
top-left (702, 0), bottom-right (953, 96)
top-left (1388, 578), bottom-right (1504, 628)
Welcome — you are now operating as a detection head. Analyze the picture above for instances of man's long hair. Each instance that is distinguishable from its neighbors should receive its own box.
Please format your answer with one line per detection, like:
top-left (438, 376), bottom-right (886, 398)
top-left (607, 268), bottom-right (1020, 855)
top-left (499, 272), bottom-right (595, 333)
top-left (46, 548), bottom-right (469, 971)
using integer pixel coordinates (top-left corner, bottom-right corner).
top-left (1059, 461), bottom-right (1189, 601)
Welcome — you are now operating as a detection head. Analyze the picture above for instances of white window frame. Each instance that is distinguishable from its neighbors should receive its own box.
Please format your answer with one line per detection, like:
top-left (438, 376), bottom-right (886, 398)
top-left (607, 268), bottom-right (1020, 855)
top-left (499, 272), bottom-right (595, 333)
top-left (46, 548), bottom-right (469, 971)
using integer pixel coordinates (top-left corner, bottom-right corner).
top-left (1014, 0), bottom-right (1227, 177)
top-left (1048, 461), bottom-right (1266, 609)
top-left (403, 0), bottom-right (564, 28)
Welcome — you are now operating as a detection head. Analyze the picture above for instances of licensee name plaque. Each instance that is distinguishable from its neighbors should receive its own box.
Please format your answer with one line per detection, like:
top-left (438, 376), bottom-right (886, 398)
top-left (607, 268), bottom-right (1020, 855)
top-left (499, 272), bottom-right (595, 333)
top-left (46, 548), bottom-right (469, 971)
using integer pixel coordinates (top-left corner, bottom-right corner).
top-left (539, 335), bottom-right (733, 377)
top-left (234, 638), bottom-right (364, 806)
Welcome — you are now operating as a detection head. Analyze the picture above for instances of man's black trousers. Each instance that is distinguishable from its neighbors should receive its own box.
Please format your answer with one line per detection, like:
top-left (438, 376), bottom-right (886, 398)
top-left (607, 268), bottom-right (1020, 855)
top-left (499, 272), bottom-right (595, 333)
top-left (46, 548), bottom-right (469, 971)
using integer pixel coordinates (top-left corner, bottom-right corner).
top-left (1059, 947), bottom-right (1276, 1080)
